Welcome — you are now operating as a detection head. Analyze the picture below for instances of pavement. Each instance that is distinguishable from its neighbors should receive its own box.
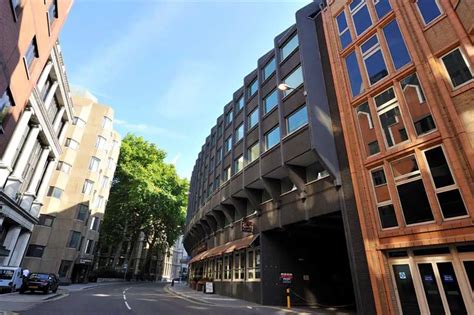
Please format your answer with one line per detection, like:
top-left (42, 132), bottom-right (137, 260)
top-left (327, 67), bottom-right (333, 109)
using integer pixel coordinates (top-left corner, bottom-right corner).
top-left (0, 282), bottom-right (353, 314)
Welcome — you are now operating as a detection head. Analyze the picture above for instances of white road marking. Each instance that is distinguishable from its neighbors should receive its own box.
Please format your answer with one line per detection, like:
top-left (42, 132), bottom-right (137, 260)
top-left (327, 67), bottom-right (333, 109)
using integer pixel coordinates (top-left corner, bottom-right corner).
top-left (123, 287), bottom-right (131, 310)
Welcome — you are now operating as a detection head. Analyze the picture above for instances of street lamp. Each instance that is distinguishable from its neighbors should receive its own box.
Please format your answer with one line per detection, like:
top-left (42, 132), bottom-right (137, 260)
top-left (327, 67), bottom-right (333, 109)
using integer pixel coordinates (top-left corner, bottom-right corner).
top-left (277, 83), bottom-right (292, 91)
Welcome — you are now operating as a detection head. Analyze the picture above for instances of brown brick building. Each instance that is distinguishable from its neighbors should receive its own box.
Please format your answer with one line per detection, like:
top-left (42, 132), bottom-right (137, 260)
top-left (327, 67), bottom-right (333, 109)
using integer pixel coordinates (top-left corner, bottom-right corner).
top-left (322, 0), bottom-right (473, 313)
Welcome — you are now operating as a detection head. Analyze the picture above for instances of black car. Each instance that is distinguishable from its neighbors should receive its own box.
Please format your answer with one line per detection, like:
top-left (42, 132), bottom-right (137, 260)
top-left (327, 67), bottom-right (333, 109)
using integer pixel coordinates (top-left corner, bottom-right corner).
top-left (20, 273), bottom-right (59, 294)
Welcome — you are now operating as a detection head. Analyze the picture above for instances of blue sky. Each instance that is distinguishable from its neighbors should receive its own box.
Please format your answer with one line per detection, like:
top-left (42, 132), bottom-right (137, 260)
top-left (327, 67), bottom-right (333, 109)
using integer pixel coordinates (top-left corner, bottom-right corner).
top-left (60, 0), bottom-right (312, 179)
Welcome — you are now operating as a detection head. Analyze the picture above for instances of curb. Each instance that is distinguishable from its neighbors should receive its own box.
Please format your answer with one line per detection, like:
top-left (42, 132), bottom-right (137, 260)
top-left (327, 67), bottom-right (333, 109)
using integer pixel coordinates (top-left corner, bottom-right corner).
top-left (164, 285), bottom-right (214, 306)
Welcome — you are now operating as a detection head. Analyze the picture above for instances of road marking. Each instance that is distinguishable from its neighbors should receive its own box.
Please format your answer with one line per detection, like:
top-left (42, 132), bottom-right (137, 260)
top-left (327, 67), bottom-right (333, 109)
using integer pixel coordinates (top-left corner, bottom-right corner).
top-left (123, 287), bottom-right (131, 310)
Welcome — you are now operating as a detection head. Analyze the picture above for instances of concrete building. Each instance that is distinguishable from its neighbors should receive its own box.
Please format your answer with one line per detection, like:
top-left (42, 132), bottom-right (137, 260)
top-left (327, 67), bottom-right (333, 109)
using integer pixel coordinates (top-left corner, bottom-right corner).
top-left (161, 236), bottom-right (189, 281)
top-left (183, 2), bottom-right (375, 312)
top-left (22, 90), bottom-right (121, 283)
top-left (322, 0), bottom-right (474, 313)
top-left (0, 0), bottom-right (73, 266)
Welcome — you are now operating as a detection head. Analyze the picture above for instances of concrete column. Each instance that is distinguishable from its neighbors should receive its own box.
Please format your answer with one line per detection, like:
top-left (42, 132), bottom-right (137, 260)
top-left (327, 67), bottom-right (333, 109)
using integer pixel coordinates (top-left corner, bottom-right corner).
top-left (52, 106), bottom-right (65, 132)
top-left (8, 231), bottom-right (31, 267)
top-left (36, 61), bottom-right (53, 92)
top-left (58, 121), bottom-right (69, 145)
top-left (10, 125), bottom-right (41, 179)
top-left (43, 81), bottom-right (59, 109)
top-left (0, 109), bottom-right (33, 184)
top-left (2, 226), bottom-right (21, 266)
top-left (3, 125), bottom-right (41, 199)
top-left (26, 146), bottom-right (50, 194)
top-left (34, 157), bottom-right (56, 202)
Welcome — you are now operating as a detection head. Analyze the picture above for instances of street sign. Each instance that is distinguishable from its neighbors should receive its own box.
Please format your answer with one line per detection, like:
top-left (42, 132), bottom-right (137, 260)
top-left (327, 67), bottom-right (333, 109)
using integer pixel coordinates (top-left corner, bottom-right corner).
top-left (279, 273), bottom-right (293, 284)
top-left (205, 282), bottom-right (214, 294)
top-left (241, 219), bottom-right (253, 233)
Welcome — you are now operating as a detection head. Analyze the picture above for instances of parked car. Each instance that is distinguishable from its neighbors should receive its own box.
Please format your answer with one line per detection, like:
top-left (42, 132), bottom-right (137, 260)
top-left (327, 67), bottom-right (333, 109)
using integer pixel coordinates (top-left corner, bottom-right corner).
top-left (20, 273), bottom-right (59, 294)
top-left (0, 267), bottom-right (23, 293)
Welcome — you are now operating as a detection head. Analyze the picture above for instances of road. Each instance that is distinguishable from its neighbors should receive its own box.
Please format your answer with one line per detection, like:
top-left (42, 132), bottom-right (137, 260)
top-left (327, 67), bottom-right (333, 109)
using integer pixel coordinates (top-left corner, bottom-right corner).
top-left (19, 282), bottom-right (309, 315)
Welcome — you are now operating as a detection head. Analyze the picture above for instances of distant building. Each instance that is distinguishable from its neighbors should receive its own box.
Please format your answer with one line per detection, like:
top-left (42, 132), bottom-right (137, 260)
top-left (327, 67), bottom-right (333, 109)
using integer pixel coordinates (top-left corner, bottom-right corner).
top-left (0, 0), bottom-right (73, 267)
top-left (161, 236), bottom-right (188, 281)
top-left (22, 91), bottom-right (121, 283)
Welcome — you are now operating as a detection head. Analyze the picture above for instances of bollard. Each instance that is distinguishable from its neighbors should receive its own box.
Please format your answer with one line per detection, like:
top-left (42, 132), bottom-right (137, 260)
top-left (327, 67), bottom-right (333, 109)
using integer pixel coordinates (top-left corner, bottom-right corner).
top-left (286, 287), bottom-right (291, 309)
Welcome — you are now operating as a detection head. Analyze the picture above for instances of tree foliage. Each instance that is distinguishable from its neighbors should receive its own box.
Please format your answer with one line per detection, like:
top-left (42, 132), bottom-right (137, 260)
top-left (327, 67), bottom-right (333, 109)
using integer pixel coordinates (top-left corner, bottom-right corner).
top-left (100, 134), bottom-right (188, 259)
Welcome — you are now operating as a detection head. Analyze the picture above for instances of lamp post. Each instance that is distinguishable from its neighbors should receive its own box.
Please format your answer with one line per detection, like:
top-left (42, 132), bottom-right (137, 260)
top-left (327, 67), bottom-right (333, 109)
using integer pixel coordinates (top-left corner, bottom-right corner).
top-left (277, 83), bottom-right (306, 96)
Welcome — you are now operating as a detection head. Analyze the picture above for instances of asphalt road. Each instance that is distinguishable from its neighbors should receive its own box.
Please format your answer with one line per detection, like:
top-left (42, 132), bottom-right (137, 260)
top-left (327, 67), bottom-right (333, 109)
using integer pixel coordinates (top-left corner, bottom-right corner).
top-left (20, 282), bottom-right (304, 315)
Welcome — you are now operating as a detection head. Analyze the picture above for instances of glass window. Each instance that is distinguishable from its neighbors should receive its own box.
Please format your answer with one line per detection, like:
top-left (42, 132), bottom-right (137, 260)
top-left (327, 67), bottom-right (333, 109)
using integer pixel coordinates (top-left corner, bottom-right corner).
top-left (217, 124), bottom-right (223, 137)
top-left (441, 48), bottom-right (473, 88)
top-left (65, 138), bottom-right (79, 150)
top-left (88, 157), bottom-right (100, 172)
top-left (223, 166), bottom-right (231, 182)
top-left (263, 89), bottom-right (278, 114)
top-left (247, 249), bottom-right (261, 280)
top-left (0, 88), bottom-right (14, 125)
top-left (287, 105), bottom-right (308, 134)
top-left (102, 116), bottom-right (112, 129)
top-left (263, 58), bottom-right (276, 80)
top-left (224, 136), bottom-right (232, 154)
top-left (216, 147), bottom-right (222, 162)
top-left (90, 216), bottom-right (100, 231)
top-left (68, 231), bottom-right (81, 248)
top-left (247, 79), bottom-right (258, 98)
top-left (93, 195), bottom-right (104, 209)
top-left (374, 0), bottom-right (392, 19)
top-left (82, 179), bottom-right (94, 194)
top-left (225, 111), bottom-right (233, 125)
top-left (336, 10), bottom-right (352, 49)
top-left (108, 158), bottom-right (115, 170)
top-left (415, 0), bottom-right (443, 25)
top-left (233, 251), bottom-right (246, 280)
top-left (247, 142), bottom-right (259, 164)
top-left (345, 51), bottom-right (364, 97)
top-left (424, 146), bottom-right (467, 218)
top-left (85, 240), bottom-right (94, 254)
top-left (236, 96), bottom-right (244, 112)
top-left (248, 108), bottom-right (258, 130)
top-left (391, 155), bottom-right (434, 225)
top-left (47, 186), bottom-right (63, 199)
top-left (38, 214), bottom-right (55, 227)
top-left (73, 116), bottom-right (86, 128)
top-left (25, 245), bottom-right (45, 257)
top-left (355, 102), bottom-right (380, 156)
top-left (265, 126), bottom-right (280, 151)
top-left (371, 168), bottom-right (398, 228)
top-left (76, 204), bottom-right (88, 221)
top-left (234, 155), bottom-right (244, 174)
top-left (400, 73), bottom-right (436, 136)
top-left (25, 36), bottom-right (39, 70)
top-left (234, 123), bottom-right (244, 143)
top-left (95, 136), bottom-right (106, 149)
top-left (350, 0), bottom-right (372, 36)
top-left (361, 35), bottom-right (388, 85)
top-left (282, 66), bottom-right (303, 97)
top-left (281, 33), bottom-right (299, 60)
top-left (58, 260), bottom-right (72, 278)
top-left (56, 161), bottom-right (72, 174)
top-left (374, 88), bottom-right (408, 147)
top-left (383, 20), bottom-right (411, 70)
top-left (48, 0), bottom-right (58, 25)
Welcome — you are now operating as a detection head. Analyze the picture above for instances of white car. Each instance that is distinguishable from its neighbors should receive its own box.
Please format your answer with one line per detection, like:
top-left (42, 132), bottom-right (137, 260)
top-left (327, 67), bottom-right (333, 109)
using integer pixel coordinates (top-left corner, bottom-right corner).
top-left (0, 267), bottom-right (23, 293)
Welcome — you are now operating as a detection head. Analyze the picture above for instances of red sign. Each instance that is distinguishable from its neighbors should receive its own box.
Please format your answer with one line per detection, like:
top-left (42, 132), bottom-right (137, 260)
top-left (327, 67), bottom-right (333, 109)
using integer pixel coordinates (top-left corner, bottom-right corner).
top-left (241, 219), bottom-right (254, 233)
top-left (279, 273), bottom-right (293, 284)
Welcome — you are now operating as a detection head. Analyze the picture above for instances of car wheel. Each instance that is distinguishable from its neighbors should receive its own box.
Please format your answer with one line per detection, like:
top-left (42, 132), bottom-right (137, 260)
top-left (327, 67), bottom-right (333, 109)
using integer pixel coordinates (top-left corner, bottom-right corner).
top-left (52, 287), bottom-right (58, 293)
top-left (43, 287), bottom-right (49, 294)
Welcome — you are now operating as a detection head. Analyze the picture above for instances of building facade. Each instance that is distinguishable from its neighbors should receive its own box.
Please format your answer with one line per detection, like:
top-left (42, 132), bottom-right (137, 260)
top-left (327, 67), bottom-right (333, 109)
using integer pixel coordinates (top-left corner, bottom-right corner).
top-left (183, 2), bottom-right (375, 312)
top-left (161, 236), bottom-right (189, 281)
top-left (322, 0), bottom-right (473, 313)
top-left (0, 0), bottom-right (73, 267)
top-left (22, 90), bottom-right (121, 283)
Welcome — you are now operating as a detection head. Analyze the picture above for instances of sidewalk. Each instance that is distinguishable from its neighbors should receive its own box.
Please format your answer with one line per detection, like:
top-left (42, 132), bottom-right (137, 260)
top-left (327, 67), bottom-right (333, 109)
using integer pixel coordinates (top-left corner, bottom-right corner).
top-left (166, 283), bottom-right (350, 314)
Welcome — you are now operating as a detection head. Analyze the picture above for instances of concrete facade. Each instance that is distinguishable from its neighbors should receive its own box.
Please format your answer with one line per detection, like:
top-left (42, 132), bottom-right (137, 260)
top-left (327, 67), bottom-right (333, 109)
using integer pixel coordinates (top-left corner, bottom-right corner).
top-left (0, 0), bottom-right (73, 268)
top-left (322, 0), bottom-right (474, 313)
top-left (183, 2), bottom-right (375, 312)
top-left (22, 90), bottom-right (121, 283)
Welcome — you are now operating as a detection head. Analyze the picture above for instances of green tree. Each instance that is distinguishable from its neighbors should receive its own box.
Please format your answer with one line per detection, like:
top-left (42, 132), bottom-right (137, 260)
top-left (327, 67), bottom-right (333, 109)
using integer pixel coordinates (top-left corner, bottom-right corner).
top-left (99, 134), bottom-right (188, 275)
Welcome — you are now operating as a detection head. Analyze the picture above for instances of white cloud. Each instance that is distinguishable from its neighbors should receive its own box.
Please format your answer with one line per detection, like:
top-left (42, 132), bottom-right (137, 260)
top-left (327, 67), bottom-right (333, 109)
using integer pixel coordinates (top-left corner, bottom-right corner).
top-left (115, 118), bottom-right (183, 139)
top-left (170, 153), bottom-right (182, 165)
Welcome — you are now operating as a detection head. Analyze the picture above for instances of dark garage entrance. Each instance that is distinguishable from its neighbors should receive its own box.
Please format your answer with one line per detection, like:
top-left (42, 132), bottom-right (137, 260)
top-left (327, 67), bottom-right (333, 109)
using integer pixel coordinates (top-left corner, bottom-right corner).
top-left (261, 212), bottom-right (356, 310)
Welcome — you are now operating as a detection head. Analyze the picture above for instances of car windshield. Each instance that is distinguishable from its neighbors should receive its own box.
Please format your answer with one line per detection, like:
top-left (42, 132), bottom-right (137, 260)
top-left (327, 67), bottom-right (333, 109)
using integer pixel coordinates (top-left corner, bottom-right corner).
top-left (28, 273), bottom-right (49, 280)
top-left (0, 269), bottom-right (14, 280)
